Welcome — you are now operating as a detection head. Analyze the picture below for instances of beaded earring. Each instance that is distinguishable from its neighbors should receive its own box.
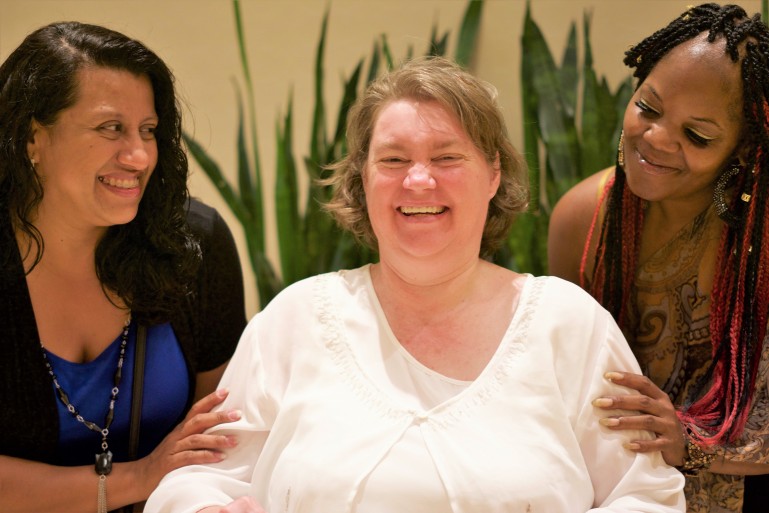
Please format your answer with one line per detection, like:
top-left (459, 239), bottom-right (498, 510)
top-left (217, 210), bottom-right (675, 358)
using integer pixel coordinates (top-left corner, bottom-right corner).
top-left (713, 163), bottom-right (747, 226)
top-left (617, 131), bottom-right (625, 168)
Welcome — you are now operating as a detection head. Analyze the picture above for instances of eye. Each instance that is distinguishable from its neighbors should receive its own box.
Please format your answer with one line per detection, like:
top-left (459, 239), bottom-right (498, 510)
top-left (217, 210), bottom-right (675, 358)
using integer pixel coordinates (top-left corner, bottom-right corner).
top-left (685, 129), bottom-right (712, 147)
top-left (432, 154), bottom-right (463, 167)
top-left (378, 156), bottom-right (409, 168)
top-left (140, 124), bottom-right (157, 140)
top-left (635, 99), bottom-right (659, 117)
top-left (98, 123), bottom-right (122, 139)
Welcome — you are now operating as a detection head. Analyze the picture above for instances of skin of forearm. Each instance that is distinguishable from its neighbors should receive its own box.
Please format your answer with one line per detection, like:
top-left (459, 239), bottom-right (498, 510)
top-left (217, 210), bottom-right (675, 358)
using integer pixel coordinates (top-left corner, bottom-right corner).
top-left (708, 457), bottom-right (769, 476)
top-left (0, 455), bottom-right (148, 513)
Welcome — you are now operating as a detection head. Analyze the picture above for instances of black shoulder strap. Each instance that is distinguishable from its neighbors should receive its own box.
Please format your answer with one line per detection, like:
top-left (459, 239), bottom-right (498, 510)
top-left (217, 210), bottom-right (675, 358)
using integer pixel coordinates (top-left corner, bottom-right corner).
top-left (121, 324), bottom-right (147, 513)
top-left (128, 324), bottom-right (147, 459)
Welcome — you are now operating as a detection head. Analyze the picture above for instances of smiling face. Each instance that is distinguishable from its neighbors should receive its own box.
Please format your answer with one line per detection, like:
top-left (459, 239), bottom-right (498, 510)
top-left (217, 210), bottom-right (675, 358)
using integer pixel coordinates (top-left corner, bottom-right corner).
top-left (27, 66), bottom-right (158, 232)
top-left (363, 98), bottom-right (500, 267)
top-left (621, 33), bottom-right (744, 210)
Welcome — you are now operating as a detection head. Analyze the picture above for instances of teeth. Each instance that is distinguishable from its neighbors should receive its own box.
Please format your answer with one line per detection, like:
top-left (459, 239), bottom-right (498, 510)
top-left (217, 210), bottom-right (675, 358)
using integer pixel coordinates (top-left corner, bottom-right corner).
top-left (400, 206), bottom-right (445, 215)
top-left (99, 176), bottom-right (139, 189)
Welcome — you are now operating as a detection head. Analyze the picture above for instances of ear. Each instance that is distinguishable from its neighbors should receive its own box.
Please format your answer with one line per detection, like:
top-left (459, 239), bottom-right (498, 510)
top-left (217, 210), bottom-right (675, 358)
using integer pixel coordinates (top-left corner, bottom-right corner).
top-left (488, 152), bottom-right (501, 199)
top-left (736, 144), bottom-right (751, 167)
top-left (27, 119), bottom-right (44, 165)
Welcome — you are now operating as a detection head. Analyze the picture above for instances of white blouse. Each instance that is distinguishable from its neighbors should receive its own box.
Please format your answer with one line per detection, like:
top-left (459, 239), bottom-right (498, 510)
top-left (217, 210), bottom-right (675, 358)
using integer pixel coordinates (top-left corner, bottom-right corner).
top-left (146, 265), bottom-right (685, 513)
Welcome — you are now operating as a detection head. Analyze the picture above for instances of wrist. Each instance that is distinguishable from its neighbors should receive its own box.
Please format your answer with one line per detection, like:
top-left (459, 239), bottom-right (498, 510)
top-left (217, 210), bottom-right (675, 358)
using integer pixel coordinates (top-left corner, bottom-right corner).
top-left (675, 436), bottom-right (718, 477)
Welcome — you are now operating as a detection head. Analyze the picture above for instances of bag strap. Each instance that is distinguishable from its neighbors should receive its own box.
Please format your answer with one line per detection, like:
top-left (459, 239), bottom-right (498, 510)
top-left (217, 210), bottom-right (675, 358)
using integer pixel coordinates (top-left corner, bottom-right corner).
top-left (129, 324), bottom-right (146, 458)
top-left (121, 324), bottom-right (147, 513)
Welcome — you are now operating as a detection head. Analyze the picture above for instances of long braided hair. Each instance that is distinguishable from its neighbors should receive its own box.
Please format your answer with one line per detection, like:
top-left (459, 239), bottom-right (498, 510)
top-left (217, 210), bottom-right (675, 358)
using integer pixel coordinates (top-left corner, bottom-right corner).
top-left (586, 3), bottom-right (769, 446)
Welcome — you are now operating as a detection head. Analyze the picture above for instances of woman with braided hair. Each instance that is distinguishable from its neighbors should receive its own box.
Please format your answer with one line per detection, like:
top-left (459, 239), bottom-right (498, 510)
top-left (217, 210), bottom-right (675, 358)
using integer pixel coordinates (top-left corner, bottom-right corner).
top-left (549, 3), bottom-right (769, 512)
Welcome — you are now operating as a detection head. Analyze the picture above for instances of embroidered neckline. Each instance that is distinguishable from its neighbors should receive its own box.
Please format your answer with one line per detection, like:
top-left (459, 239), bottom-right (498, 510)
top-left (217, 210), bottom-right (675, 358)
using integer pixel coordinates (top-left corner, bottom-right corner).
top-left (313, 266), bottom-right (546, 428)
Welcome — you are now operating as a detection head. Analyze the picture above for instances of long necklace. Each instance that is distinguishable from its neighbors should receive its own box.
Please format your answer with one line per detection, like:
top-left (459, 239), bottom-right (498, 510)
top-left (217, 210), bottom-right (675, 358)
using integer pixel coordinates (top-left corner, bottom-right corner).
top-left (40, 313), bottom-right (131, 477)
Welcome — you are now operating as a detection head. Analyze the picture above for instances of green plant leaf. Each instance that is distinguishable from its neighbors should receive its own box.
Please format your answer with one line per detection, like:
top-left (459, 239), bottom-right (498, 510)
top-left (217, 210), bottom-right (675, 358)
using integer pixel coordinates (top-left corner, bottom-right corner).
top-left (522, 5), bottom-right (581, 210)
top-left (275, 95), bottom-right (303, 284)
top-left (559, 23), bottom-right (578, 120)
top-left (183, 133), bottom-right (249, 228)
top-left (454, 0), bottom-right (483, 66)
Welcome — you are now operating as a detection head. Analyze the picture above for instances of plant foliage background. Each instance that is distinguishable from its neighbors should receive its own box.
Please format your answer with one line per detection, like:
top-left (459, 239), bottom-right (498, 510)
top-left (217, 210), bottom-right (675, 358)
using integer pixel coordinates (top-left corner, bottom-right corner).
top-left (185, 0), bottom-right (631, 308)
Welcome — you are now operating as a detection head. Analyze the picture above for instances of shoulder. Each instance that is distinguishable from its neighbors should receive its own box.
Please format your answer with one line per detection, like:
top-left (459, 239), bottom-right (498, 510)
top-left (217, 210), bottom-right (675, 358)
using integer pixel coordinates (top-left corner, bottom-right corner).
top-left (548, 168), bottom-right (614, 284)
top-left (185, 198), bottom-right (228, 239)
top-left (263, 266), bottom-right (369, 314)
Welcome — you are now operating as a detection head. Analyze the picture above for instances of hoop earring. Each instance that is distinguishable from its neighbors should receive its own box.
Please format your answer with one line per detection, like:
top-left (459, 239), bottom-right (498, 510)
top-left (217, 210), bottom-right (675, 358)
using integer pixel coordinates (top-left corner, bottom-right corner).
top-left (617, 131), bottom-right (625, 168)
top-left (713, 164), bottom-right (742, 226)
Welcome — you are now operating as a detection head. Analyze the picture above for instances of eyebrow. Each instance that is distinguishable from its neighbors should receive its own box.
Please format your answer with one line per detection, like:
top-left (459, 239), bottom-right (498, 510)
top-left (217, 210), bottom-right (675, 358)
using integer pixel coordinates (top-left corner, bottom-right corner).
top-left (644, 84), bottom-right (723, 130)
top-left (371, 138), bottom-right (461, 152)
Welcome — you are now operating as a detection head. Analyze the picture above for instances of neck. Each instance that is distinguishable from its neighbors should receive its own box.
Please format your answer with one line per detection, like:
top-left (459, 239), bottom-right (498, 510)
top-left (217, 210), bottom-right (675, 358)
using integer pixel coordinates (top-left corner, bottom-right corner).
top-left (371, 257), bottom-right (487, 314)
top-left (17, 211), bottom-right (105, 277)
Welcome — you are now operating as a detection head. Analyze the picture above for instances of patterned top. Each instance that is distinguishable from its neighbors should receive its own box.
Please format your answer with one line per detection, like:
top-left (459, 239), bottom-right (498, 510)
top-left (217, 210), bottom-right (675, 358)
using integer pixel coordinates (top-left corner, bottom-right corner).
top-left (625, 206), bottom-right (769, 513)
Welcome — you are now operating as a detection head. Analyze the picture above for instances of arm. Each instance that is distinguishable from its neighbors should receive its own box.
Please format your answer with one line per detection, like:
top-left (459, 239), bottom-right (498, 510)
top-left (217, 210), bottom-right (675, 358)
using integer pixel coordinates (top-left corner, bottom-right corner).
top-left (145, 320), bottom-right (272, 513)
top-left (0, 390), bottom-right (239, 513)
top-left (548, 169), bottom-right (612, 283)
top-left (575, 315), bottom-right (685, 511)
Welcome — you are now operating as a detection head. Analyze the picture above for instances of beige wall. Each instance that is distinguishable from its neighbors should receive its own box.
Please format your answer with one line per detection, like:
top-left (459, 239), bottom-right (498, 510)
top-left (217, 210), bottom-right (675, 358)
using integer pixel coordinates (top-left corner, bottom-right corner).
top-left (1, 0), bottom-right (761, 317)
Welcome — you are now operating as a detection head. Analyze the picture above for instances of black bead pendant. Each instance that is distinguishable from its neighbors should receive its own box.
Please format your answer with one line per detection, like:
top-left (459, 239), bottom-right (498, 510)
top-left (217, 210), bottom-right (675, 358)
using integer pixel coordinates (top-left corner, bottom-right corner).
top-left (95, 450), bottom-right (113, 476)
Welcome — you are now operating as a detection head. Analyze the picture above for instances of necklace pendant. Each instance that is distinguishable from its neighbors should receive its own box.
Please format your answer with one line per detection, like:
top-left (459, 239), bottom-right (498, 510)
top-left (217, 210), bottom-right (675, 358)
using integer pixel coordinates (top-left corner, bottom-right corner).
top-left (95, 450), bottom-right (113, 476)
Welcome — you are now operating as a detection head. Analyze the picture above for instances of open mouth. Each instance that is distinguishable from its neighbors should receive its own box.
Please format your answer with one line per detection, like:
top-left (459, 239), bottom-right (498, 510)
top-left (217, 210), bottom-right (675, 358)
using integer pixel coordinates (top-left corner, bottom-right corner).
top-left (98, 176), bottom-right (140, 189)
top-left (398, 206), bottom-right (446, 216)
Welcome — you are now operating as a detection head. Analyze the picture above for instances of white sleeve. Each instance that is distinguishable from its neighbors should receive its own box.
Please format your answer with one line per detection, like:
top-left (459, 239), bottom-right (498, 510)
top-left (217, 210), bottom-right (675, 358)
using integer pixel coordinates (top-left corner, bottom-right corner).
top-left (577, 316), bottom-right (686, 512)
top-left (145, 318), bottom-right (272, 513)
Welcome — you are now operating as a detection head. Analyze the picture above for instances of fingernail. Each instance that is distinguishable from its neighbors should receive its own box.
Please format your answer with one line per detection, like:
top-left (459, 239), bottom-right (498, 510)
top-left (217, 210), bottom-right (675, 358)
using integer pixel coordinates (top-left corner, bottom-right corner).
top-left (604, 372), bottom-right (623, 381)
top-left (226, 435), bottom-right (238, 446)
top-left (227, 409), bottom-right (242, 421)
top-left (624, 442), bottom-right (641, 451)
top-left (217, 451), bottom-right (228, 461)
top-left (592, 398), bottom-right (613, 408)
top-left (216, 388), bottom-right (229, 398)
top-left (600, 417), bottom-right (620, 427)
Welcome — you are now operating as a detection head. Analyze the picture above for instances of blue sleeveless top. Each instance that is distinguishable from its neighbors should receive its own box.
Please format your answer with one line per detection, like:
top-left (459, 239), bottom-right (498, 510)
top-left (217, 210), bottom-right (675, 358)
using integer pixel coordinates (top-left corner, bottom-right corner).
top-left (45, 322), bottom-right (189, 465)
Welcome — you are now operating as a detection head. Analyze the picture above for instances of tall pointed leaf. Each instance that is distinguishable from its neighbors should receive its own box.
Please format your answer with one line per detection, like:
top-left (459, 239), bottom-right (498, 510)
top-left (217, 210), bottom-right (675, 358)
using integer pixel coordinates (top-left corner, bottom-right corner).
top-left (454, 0), bottom-right (483, 66)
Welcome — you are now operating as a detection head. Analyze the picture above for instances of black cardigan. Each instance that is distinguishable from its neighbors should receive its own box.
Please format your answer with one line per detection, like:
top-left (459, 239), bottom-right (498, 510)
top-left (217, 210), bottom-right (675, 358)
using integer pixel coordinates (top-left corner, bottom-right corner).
top-left (0, 199), bottom-right (247, 463)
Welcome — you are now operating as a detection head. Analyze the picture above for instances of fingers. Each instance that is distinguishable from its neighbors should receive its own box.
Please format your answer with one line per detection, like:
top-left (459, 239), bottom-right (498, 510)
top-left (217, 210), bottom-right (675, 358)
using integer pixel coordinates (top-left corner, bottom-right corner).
top-left (183, 408), bottom-right (243, 436)
top-left (603, 371), bottom-right (668, 399)
top-left (187, 388), bottom-right (230, 417)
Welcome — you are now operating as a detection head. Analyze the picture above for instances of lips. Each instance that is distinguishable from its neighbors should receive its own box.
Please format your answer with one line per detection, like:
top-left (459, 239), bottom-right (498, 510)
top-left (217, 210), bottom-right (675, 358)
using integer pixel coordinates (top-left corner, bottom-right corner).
top-left (633, 148), bottom-right (679, 174)
top-left (398, 206), bottom-right (446, 216)
top-left (98, 176), bottom-right (140, 189)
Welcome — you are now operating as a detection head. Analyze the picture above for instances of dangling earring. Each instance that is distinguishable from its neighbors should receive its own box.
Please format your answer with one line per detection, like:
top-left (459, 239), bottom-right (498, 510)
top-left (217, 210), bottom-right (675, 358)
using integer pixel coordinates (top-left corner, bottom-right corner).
top-left (30, 157), bottom-right (37, 168)
top-left (617, 131), bottom-right (625, 168)
top-left (713, 163), bottom-right (742, 226)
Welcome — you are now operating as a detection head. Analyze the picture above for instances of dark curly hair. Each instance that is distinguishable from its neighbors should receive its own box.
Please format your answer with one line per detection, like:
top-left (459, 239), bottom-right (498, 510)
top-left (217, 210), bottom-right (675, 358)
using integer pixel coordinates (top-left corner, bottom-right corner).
top-left (324, 56), bottom-right (529, 259)
top-left (0, 21), bottom-right (200, 323)
top-left (587, 4), bottom-right (769, 445)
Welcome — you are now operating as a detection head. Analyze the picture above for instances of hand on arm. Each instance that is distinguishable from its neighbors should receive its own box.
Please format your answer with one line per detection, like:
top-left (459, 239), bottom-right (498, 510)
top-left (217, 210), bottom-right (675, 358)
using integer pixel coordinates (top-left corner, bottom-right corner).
top-left (134, 387), bottom-right (240, 497)
top-left (593, 371), bottom-right (686, 467)
top-left (0, 388), bottom-right (239, 513)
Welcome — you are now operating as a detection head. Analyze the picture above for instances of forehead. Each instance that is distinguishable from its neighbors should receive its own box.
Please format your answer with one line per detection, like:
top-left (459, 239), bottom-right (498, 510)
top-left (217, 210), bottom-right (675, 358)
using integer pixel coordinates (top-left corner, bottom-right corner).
top-left (648, 34), bottom-right (743, 122)
top-left (371, 99), bottom-right (464, 138)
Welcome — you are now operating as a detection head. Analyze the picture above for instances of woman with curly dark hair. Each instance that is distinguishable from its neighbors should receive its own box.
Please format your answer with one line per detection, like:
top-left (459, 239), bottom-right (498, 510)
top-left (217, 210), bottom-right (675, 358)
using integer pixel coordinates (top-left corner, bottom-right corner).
top-left (0, 21), bottom-right (247, 512)
top-left (550, 3), bottom-right (769, 511)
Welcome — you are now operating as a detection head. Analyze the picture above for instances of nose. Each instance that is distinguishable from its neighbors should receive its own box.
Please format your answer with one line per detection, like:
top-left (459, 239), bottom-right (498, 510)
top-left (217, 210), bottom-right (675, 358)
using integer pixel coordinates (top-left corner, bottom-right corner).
top-left (403, 162), bottom-right (436, 191)
top-left (117, 133), bottom-right (153, 170)
top-left (643, 123), bottom-right (679, 153)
